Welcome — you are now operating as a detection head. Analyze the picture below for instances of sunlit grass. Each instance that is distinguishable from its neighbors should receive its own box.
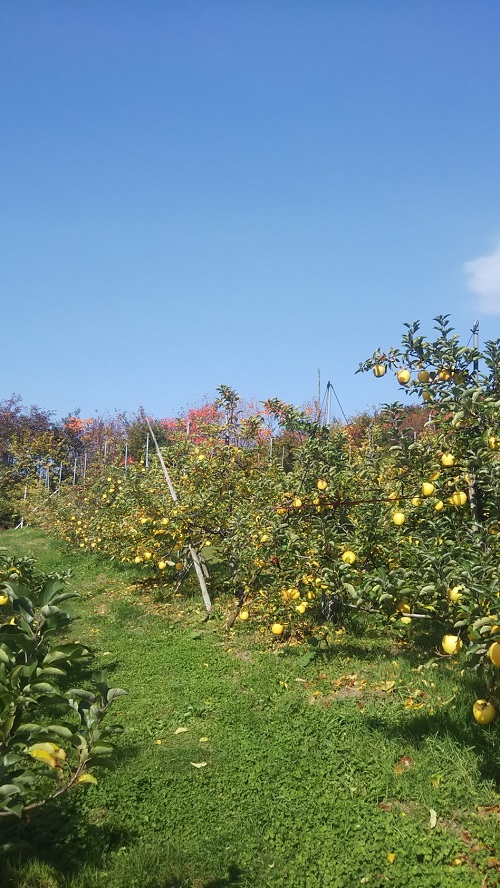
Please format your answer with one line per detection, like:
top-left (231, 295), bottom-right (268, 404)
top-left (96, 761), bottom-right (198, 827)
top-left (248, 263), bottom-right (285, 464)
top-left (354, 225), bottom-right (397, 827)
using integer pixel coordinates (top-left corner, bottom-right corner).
top-left (1, 529), bottom-right (499, 887)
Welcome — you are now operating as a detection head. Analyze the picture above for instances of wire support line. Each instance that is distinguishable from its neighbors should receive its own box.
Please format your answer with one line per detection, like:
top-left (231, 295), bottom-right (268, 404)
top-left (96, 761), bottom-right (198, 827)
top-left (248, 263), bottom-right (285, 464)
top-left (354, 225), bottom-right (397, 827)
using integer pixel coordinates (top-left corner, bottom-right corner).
top-left (328, 381), bottom-right (349, 425)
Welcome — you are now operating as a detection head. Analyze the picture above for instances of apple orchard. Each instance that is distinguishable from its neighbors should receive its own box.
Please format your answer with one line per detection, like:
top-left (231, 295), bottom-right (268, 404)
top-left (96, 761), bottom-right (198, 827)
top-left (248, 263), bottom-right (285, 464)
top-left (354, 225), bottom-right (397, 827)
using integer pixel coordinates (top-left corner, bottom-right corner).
top-left (12, 317), bottom-right (500, 726)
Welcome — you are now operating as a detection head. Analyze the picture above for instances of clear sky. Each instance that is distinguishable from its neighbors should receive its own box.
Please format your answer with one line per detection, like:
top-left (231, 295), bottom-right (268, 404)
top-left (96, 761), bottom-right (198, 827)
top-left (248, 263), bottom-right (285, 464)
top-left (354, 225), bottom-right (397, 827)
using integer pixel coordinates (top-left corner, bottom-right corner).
top-left (1, 1), bottom-right (500, 423)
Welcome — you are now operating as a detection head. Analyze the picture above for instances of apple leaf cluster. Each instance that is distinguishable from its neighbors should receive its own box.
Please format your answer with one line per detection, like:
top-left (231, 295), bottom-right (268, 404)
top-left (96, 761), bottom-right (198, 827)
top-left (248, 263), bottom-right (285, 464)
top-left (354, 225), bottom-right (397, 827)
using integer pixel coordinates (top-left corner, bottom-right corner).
top-left (0, 549), bottom-right (126, 825)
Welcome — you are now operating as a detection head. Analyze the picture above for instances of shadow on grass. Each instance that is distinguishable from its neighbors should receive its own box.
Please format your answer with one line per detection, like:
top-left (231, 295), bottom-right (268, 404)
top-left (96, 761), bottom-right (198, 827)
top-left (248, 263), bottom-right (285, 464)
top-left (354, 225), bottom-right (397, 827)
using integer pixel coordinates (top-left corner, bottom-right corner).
top-left (202, 864), bottom-right (245, 887)
top-left (0, 818), bottom-right (248, 888)
top-left (364, 702), bottom-right (500, 787)
top-left (0, 802), bottom-right (133, 882)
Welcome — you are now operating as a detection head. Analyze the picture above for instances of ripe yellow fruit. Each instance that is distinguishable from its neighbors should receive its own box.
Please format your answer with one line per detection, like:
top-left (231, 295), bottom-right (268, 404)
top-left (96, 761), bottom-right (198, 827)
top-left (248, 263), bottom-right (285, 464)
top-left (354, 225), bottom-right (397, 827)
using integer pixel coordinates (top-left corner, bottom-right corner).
top-left (392, 511), bottom-right (405, 526)
top-left (400, 616), bottom-right (412, 625)
top-left (411, 496), bottom-right (422, 507)
top-left (396, 369), bottom-right (411, 385)
top-left (451, 491), bottom-right (467, 507)
top-left (289, 588), bottom-right (301, 600)
top-left (472, 700), bottom-right (496, 725)
top-left (447, 585), bottom-right (463, 603)
top-left (295, 603), bottom-right (306, 615)
top-left (422, 390), bottom-right (433, 402)
top-left (488, 436), bottom-right (500, 451)
top-left (441, 634), bottom-right (463, 655)
top-left (438, 368), bottom-right (452, 381)
top-left (488, 642), bottom-right (500, 667)
top-left (418, 369), bottom-right (431, 383)
top-left (434, 500), bottom-right (444, 512)
top-left (134, 556), bottom-right (143, 564)
top-left (158, 561), bottom-right (167, 570)
top-left (239, 610), bottom-right (249, 621)
top-left (293, 497), bottom-right (302, 508)
top-left (422, 482), bottom-right (435, 497)
top-left (0, 595), bottom-right (9, 606)
top-left (271, 623), bottom-right (284, 636)
top-left (175, 562), bottom-right (183, 571)
top-left (161, 517), bottom-right (169, 525)
top-left (441, 453), bottom-right (455, 467)
top-left (396, 601), bottom-right (411, 614)
top-left (373, 364), bottom-right (386, 377)
top-left (341, 551), bottom-right (356, 565)
top-left (317, 479), bottom-right (328, 491)
top-left (144, 552), bottom-right (152, 561)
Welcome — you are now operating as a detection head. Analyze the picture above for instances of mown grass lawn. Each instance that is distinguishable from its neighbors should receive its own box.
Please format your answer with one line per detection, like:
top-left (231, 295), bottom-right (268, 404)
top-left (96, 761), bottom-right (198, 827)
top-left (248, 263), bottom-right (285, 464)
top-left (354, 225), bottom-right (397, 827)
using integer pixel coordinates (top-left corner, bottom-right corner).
top-left (1, 529), bottom-right (499, 888)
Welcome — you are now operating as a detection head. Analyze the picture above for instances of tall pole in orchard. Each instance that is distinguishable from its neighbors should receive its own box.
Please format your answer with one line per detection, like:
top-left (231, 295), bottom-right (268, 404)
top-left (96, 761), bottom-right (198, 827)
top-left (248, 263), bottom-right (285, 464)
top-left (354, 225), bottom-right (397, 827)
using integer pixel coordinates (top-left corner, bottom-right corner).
top-left (470, 320), bottom-right (480, 523)
top-left (326, 382), bottom-right (332, 428)
top-left (472, 320), bottom-right (479, 383)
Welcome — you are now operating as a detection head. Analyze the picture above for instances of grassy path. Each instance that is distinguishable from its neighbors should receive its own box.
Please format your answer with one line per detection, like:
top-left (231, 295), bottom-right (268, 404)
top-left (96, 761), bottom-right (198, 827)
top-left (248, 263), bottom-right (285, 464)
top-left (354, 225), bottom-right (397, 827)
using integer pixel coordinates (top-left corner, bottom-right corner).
top-left (1, 530), bottom-right (499, 887)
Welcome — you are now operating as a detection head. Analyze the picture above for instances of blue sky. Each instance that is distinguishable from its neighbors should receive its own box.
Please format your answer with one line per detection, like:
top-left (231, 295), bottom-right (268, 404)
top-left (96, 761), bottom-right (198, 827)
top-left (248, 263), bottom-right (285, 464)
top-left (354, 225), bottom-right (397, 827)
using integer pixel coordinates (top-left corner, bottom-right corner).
top-left (1, 1), bottom-right (500, 423)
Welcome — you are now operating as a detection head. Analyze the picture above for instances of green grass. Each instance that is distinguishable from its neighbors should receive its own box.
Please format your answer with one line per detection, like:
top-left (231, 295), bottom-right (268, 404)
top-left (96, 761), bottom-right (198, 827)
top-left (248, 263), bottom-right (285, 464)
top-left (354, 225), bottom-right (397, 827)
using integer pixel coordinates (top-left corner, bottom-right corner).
top-left (1, 529), bottom-right (500, 888)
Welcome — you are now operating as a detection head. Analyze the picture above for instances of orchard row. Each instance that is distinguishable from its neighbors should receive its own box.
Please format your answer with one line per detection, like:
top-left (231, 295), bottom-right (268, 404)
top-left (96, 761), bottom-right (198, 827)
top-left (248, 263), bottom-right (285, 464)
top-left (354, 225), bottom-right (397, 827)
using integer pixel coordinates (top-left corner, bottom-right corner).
top-left (17, 318), bottom-right (500, 721)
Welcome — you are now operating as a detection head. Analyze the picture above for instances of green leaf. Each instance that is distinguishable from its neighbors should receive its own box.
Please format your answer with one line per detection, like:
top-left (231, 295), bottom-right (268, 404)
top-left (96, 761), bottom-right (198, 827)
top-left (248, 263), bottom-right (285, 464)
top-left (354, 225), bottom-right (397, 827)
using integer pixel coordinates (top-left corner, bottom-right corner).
top-left (67, 688), bottom-right (96, 702)
top-left (0, 784), bottom-right (21, 799)
top-left (46, 724), bottom-right (75, 740)
top-left (14, 723), bottom-right (43, 735)
top-left (39, 578), bottom-right (66, 607)
top-left (106, 688), bottom-right (127, 704)
top-left (28, 682), bottom-right (59, 695)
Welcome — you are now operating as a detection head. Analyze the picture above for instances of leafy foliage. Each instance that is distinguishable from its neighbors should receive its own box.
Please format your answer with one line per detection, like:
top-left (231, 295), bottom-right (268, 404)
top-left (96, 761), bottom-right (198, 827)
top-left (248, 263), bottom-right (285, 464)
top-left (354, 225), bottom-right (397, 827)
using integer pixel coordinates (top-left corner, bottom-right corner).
top-left (0, 548), bottom-right (125, 824)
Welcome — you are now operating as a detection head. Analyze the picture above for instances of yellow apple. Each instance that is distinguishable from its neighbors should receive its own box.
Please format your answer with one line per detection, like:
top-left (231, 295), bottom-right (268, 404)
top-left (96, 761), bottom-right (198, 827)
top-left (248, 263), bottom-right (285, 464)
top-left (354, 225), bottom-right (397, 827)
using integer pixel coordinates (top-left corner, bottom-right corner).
top-left (441, 634), bottom-right (462, 655)
top-left (441, 453), bottom-right (455, 467)
top-left (488, 642), bottom-right (500, 667)
top-left (447, 585), bottom-right (463, 603)
top-left (373, 364), bottom-right (386, 378)
top-left (438, 368), bottom-right (452, 381)
top-left (473, 700), bottom-right (496, 725)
